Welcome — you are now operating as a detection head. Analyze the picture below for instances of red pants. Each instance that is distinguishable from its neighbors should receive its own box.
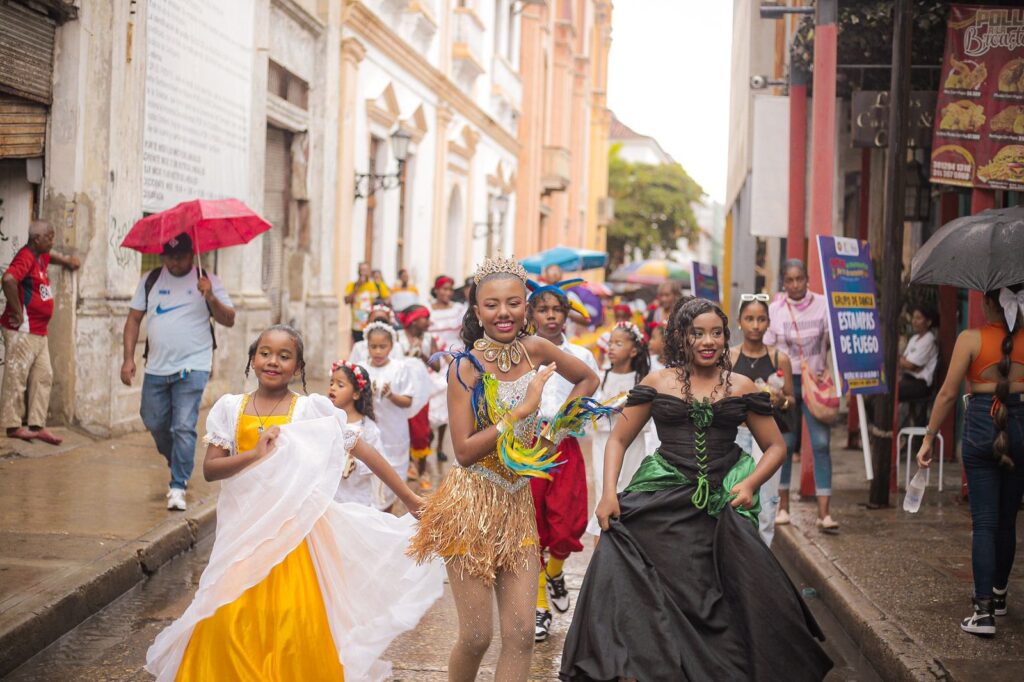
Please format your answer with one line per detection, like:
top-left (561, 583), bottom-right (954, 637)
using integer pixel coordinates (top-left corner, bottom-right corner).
top-left (409, 405), bottom-right (431, 460)
top-left (530, 436), bottom-right (587, 561)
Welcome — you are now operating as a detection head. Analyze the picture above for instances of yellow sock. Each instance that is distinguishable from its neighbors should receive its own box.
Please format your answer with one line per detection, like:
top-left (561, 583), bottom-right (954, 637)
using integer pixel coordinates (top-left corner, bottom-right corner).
top-left (536, 569), bottom-right (549, 611)
top-left (545, 557), bottom-right (565, 579)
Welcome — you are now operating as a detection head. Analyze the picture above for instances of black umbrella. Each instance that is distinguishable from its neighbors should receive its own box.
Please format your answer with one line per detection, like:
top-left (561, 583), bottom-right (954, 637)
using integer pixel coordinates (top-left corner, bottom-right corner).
top-left (909, 205), bottom-right (1024, 292)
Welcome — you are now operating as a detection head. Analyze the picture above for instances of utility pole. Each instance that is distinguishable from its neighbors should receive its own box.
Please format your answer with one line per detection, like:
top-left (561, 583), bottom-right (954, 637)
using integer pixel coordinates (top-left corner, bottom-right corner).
top-left (869, 0), bottom-right (912, 507)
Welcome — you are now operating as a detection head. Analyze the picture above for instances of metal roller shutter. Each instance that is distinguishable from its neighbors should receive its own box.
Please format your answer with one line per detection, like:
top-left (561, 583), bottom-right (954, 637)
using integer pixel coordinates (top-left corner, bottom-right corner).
top-left (0, 2), bottom-right (56, 105)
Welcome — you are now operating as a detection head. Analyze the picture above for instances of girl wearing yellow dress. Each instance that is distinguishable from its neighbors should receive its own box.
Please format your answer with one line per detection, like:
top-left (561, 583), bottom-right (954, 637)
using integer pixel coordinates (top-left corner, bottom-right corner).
top-left (146, 325), bottom-right (444, 681)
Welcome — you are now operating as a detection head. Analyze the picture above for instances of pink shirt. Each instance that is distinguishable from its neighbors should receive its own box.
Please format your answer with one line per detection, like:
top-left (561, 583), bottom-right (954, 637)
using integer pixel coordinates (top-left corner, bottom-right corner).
top-left (764, 292), bottom-right (831, 376)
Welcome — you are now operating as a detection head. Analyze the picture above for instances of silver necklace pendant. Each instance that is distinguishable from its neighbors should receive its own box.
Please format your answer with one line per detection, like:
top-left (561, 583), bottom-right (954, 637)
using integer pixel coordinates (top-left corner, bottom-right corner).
top-left (257, 425), bottom-right (265, 434)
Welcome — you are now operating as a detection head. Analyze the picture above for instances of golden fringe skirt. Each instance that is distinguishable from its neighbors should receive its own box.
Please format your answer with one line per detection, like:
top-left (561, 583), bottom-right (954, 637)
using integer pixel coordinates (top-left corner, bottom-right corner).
top-left (408, 454), bottom-right (537, 585)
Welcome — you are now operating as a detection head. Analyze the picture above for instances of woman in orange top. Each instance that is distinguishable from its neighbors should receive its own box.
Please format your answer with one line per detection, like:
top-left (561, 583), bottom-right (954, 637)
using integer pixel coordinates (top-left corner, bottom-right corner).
top-left (917, 284), bottom-right (1024, 639)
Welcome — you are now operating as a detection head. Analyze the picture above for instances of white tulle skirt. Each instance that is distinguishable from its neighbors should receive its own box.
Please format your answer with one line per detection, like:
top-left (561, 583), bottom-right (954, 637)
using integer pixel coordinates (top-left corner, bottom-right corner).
top-left (145, 415), bottom-right (445, 682)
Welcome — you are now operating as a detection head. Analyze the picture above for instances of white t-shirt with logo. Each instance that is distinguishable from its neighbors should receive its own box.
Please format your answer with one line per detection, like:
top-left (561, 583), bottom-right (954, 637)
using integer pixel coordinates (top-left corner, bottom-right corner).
top-left (130, 268), bottom-right (233, 376)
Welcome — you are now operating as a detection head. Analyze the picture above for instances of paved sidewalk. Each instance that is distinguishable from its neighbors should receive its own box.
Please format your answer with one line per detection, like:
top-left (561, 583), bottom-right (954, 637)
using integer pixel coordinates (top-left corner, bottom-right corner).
top-left (0, 413), bottom-right (218, 676)
top-left (774, 437), bottom-right (1024, 681)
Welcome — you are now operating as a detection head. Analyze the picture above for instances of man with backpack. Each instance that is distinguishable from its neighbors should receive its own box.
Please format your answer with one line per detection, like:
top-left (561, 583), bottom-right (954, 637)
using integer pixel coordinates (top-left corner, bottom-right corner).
top-left (121, 233), bottom-right (235, 511)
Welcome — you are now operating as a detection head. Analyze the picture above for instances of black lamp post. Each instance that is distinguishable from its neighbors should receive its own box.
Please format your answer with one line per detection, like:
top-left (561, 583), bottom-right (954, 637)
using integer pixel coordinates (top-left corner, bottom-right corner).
top-left (354, 129), bottom-right (412, 199)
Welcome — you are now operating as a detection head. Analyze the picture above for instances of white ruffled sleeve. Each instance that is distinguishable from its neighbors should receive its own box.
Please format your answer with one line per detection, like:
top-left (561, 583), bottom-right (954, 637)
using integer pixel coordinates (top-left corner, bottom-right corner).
top-left (296, 394), bottom-right (359, 452)
top-left (202, 394), bottom-right (241, 454)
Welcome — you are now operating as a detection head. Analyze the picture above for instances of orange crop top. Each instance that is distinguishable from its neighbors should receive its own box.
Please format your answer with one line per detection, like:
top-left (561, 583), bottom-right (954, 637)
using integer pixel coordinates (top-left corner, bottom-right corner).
top-left (967, 323), bottom-right (1024, 384)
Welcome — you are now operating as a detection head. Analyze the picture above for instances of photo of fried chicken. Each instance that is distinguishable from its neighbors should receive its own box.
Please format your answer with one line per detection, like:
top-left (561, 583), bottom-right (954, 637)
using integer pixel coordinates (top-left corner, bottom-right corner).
top-left (939, 99), bottom-right (986, 132)
top-left (991, 106), bottom-right (1024, 135)
top-left (998, 58), bottom-right (1024, 94)
top-left (945, 56), bottom-right (987, 90)
top-left (977, 145), bottom-right (1024, 184)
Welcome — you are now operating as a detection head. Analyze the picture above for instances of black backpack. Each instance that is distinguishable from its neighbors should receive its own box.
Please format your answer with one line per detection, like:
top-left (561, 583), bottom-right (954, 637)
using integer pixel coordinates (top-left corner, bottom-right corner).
top-left (142, 267), bottom-right (217, 361)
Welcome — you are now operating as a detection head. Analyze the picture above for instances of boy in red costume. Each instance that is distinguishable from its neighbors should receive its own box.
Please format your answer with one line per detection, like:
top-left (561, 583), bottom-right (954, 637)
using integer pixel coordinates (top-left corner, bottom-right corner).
top-left (527, 279), bottom-right (599, 642)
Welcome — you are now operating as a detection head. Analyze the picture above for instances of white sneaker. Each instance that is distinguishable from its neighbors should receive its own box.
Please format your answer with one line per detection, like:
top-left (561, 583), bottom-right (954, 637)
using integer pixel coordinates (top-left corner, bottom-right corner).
top-left (167, 488), bottom-right (187, 511)
top-left (775, 509), bottom-right (791, 525)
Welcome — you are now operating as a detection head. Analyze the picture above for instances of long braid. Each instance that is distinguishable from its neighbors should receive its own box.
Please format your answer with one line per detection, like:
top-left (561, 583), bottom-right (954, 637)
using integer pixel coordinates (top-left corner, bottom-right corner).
top-left (986, 285), bottom-right (1021, 471)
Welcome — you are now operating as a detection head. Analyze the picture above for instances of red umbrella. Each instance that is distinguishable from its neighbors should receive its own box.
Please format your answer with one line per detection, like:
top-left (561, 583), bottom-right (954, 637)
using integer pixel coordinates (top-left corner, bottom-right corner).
top-left (120, 198), bottom-right (271, 254)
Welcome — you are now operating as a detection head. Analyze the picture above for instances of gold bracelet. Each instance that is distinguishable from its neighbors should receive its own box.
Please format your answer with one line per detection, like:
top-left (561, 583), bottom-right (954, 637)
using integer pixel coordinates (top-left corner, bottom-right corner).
top-left (495, 414), bottom-right (514, 435)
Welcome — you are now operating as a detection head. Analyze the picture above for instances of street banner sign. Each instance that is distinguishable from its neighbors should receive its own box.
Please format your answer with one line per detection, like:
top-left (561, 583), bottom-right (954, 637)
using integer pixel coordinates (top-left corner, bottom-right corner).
top-left (930, 5), bottom-right (1024, 192)
top-left (690, 261), bottom-right (720, 304)
top-left (816, 236), bottom-right (887, 396)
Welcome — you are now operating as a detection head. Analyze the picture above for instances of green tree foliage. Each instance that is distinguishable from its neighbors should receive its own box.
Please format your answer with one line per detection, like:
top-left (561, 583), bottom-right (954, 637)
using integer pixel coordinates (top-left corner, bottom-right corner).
top-left (606, 144), bottom-right (704, 267)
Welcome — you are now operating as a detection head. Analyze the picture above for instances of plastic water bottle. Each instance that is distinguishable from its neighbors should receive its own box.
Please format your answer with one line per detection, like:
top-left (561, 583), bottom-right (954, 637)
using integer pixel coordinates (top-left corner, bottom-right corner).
top-left (767, 370), bottom-right (785, 393)
top-left (903, 469), bottom-right (928, 513)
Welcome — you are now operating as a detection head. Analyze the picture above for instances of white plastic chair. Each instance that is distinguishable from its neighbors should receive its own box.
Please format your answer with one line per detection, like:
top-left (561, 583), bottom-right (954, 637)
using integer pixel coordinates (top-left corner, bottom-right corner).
top-left (897, 427), bottom-right (944, 492)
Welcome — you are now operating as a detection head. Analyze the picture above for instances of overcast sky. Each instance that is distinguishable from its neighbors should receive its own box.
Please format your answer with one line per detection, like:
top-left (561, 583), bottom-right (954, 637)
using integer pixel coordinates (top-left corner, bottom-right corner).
top-left (607, 1), bottom-right (734, 204)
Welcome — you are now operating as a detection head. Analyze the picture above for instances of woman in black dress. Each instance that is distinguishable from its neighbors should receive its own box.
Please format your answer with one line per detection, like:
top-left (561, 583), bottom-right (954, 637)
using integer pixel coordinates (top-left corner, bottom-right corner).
top-left (560, 298), bottom-right (832, 681)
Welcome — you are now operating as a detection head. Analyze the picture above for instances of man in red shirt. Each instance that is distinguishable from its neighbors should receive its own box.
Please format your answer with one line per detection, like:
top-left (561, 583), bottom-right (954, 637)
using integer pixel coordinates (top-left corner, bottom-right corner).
top-left (1, 220), bottom-right (80, 444)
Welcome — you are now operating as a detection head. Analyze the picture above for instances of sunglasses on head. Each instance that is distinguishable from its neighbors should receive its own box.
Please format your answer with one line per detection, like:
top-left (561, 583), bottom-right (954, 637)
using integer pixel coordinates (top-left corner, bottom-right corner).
top-left (740, 293), bottom-right (770, 302)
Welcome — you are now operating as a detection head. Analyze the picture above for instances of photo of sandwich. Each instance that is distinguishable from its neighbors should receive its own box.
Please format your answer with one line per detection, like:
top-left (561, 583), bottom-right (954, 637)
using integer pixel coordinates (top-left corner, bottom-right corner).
top-left (998, 58), bottom-right (1024, 94)
top-left (977, 145), bottom-right (1024, 184)
top-left (939, 99), bottom-right (985, 132)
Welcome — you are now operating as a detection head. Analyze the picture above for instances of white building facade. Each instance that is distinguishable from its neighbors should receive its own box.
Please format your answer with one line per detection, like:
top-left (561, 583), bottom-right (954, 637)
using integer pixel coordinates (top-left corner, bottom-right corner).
top-left (333, 0), bottom-right (522, 349)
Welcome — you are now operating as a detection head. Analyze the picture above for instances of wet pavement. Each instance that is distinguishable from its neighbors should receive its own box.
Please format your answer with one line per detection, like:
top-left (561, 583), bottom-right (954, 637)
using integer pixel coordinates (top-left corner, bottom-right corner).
top-left (8, 436), bottom-right (881, 681)
top-left (782, 436), bottom-right (1024, 680)
top-left (0, 418), bottom-right (219, 676)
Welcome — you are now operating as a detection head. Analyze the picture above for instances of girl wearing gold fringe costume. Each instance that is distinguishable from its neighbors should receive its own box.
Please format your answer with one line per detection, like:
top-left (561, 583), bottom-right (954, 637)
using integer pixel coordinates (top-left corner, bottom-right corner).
top-left (408, 256), bottom-right (602, 681)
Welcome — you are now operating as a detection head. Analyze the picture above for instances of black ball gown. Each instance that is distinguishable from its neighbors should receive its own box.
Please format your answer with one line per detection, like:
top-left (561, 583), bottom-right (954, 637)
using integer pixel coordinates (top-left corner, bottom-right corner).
top-left (560, 386), bottom-right (833, 681)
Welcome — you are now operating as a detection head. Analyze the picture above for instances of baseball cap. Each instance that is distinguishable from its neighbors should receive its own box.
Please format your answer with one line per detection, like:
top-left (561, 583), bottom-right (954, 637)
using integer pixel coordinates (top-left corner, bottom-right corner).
top-left (162, 233), bottom-right (193, 256)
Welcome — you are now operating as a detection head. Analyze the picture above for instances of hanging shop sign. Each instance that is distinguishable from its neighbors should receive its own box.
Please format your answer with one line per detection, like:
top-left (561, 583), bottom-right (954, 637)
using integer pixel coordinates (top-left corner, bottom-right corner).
top-left (816, 236), bottom-right (887, 396)
top-left (930, 5), bottom-right (1024, 191)
top-left (851, 91), bottom-right (936, 148)
top-left (690, 261), bottom-right (720, 304)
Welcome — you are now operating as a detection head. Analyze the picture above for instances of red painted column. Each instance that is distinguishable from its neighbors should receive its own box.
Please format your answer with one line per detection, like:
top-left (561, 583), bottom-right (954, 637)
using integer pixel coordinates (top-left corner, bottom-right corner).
top-left (800, 5), bottom-right (838, 499)
top-left (968, 189), bottom-right (995, 327)
top-left (806, 24), bottom-right (837, 295)
top-left (787, 78), bottom-right (809, 261)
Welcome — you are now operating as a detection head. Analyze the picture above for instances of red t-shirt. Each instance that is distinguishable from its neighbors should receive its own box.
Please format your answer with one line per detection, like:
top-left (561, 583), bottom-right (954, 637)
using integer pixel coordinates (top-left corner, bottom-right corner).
top-left (1, 247), bottom-right (53, 335)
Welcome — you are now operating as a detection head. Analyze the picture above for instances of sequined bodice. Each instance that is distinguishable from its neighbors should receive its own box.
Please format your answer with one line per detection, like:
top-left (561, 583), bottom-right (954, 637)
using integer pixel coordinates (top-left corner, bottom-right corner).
top-left (495, 370), bottom-right (539, 443)
top-left (467, 369), bottom-right (538, 493)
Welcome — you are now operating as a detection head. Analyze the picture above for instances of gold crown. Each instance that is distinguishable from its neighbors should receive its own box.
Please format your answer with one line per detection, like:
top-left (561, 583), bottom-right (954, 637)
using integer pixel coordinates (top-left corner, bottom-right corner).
top-left (473, 254), bottom-right (528, 286)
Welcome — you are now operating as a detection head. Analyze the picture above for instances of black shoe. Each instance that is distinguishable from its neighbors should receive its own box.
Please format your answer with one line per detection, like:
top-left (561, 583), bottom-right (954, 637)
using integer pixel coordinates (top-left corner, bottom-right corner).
top-left (546, 572), bottom-right (571, 613)
top-left (436, 450), bottom-right (448, 463)
top-left (961, 598), bottom-right (996, 637)
top-left (993, 587), bottom-right (1007, 617)
top-left (534, 609), bottom-right (552, 642)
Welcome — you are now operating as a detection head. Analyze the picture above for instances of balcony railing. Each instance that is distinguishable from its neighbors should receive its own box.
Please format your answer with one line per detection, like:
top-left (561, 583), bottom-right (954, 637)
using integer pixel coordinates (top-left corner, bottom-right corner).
top-left (491, 54), bottom-right (522, 112)
top-left (451, 6), bottom-right (485, 85)
top-left (541, 146), bottom-right (571, 193)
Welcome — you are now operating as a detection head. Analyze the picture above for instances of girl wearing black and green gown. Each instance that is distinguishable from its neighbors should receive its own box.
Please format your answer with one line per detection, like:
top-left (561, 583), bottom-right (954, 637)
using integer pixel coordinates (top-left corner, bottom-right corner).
top-left (560, 298), bottom-right (832, 681)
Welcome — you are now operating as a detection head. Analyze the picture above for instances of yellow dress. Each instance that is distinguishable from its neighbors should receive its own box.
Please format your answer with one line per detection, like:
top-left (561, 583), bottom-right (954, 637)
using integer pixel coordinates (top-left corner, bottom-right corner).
top-left (176, 396), bottom-right (345, 681)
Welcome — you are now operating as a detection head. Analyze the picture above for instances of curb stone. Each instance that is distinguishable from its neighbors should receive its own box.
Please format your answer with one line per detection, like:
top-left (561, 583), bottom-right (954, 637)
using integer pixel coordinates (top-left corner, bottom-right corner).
top-left (0, 503), bottom-right (217, 677)
top-left (774, 524), bottom-right (951, 682)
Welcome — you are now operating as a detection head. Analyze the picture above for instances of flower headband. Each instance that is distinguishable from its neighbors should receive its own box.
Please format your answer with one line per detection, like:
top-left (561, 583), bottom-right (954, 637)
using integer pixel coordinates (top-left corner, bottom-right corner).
top-left (330, 360), bottom-right (369, 391)
top-left (368, 303), bottom-right (396, 325)
top-left (363, 320), bottom-right (398, 342)
top-left (614, 320), bottom-right (647, 345)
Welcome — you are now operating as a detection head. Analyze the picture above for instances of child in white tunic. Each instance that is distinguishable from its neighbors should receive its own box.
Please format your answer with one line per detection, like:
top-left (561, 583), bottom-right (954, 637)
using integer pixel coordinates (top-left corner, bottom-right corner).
top-left (362, 322), bottom-right (431, 510)
top-left (328, 361), bottom-right (383, 507)
top-left (587, 322), bottom-right (653, 536)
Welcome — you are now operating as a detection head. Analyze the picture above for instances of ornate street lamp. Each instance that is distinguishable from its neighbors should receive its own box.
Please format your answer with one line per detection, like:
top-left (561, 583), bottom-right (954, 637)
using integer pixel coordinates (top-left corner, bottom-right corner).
top-left (354, 129), bottom-right (412, 199)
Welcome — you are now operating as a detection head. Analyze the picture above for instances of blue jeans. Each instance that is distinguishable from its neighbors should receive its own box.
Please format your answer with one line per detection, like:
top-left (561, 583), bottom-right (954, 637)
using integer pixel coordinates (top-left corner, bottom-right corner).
top-left (780, 374), bottom-right (833, 496)
top-left (140, 370), bottom-right (209, 490)
top-left (962, 394), bottom-right (1024, 599)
